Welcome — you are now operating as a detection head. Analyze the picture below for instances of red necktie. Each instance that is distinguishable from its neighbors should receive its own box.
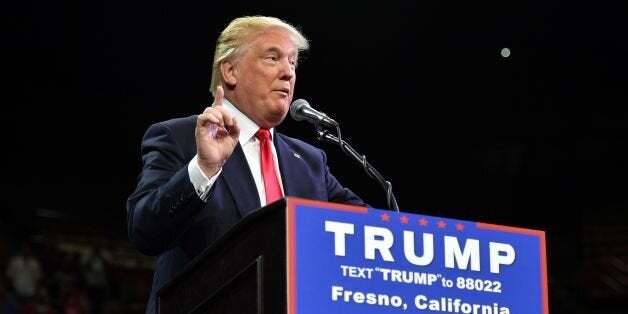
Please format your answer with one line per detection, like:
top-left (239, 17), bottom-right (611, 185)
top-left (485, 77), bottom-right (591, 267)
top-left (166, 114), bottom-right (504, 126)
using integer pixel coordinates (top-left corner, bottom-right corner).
top-left (255, 128), bottom-right (283, 204)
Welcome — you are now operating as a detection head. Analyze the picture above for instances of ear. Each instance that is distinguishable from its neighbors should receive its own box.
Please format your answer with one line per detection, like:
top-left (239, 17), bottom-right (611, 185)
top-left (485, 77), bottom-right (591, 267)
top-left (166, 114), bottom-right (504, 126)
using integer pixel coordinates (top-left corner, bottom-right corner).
top-left (220, 60), bottom-right (237, 87)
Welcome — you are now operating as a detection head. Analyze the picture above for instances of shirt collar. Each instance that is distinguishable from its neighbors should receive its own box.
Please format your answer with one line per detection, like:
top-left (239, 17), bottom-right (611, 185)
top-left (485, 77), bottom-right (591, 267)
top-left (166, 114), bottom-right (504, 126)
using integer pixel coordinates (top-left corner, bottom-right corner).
top-left (222, 98), bottom-right (274, 143)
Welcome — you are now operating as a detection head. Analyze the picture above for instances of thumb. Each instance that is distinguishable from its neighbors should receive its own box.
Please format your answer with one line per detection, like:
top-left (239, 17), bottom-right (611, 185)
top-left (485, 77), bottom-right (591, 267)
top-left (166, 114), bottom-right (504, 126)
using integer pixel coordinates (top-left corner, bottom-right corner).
top-left (212, 86), bottom-right (224, 108)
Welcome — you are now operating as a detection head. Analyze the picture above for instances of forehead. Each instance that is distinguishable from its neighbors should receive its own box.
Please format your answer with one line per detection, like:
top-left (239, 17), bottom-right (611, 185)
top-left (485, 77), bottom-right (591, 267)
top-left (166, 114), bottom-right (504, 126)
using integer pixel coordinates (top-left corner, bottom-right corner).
top-left (247, 27), bottom-right (298, 54)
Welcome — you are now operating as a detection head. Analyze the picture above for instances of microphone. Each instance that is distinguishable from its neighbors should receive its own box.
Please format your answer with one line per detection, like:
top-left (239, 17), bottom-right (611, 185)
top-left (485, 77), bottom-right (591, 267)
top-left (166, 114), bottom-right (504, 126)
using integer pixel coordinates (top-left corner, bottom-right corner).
top-left (290, 99), bottom-right (339, 128)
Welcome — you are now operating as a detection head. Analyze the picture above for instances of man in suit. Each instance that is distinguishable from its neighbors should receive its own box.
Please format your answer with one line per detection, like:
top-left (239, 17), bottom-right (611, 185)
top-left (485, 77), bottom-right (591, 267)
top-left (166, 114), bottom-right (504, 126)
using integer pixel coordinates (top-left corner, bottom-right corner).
top-left (127, 15), bottom-right (365, 314)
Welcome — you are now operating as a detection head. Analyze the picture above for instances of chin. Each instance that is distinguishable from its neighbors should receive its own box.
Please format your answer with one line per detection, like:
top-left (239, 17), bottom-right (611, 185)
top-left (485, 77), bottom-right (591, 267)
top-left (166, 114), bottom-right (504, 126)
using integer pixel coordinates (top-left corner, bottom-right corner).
top-left (277, 97), bottom-right (291, 106)
top-left (266, 111), bottom-right (288, 127)
top-left (273, 100), bottom-right (289, 113)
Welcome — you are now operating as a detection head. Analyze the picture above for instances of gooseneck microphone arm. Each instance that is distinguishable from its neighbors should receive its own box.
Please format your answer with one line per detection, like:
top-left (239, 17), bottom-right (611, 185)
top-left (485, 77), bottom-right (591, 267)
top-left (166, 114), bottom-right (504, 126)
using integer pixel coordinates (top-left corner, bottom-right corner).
top-left (316, 125), bottom-right (400, 212)
top-left (290, 99), bottom-right (399, 211)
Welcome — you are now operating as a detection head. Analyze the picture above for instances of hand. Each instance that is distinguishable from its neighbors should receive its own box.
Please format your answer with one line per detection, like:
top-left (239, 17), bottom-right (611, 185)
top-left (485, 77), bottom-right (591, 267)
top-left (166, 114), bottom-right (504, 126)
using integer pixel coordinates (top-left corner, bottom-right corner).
top-left (195, 86), bottom-right (240, 177)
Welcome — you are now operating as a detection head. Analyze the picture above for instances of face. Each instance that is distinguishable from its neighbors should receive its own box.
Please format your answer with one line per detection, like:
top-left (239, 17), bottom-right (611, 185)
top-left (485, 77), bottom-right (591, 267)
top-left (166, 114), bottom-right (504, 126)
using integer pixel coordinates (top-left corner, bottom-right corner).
top-left (224, 27), bottom-right (298, 128)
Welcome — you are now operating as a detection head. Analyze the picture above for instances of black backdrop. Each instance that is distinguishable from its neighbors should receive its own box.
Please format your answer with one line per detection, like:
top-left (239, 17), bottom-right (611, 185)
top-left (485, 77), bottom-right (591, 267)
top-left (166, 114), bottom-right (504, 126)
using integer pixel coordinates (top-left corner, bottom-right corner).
top-left (4, 1), bottom-right (627, 313)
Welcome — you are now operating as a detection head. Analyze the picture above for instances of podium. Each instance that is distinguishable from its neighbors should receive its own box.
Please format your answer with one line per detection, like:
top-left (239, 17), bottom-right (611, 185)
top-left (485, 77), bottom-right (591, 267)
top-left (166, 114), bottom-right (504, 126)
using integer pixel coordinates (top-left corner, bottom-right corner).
top-left (156, 198), bottom-right (289, 314)
top-left (157, 197), bottom-right (548, 314)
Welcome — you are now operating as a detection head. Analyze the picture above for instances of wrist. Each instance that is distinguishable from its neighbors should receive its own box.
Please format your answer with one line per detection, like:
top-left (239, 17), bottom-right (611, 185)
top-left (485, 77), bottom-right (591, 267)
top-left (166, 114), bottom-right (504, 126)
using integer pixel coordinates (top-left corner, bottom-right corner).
top-left (197, 158), bottom-right (222, 178)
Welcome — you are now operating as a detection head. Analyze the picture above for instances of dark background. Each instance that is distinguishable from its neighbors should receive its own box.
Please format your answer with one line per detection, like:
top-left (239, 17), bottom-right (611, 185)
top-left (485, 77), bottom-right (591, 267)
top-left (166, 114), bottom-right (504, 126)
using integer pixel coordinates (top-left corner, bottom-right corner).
top-left (3, 0), bottom-right (627, 313)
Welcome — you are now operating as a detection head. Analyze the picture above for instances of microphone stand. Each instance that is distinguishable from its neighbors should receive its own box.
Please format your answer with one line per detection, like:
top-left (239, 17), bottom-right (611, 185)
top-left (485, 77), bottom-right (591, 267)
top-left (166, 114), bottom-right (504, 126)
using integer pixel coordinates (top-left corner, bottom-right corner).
top-left (316, 126), bottom-right (400, 212)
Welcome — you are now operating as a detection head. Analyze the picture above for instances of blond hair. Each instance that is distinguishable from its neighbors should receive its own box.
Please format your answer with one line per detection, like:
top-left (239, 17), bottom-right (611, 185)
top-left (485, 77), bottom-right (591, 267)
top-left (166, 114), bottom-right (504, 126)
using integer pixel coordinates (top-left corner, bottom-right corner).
top-left (209, 16), bottom-right (309, 96)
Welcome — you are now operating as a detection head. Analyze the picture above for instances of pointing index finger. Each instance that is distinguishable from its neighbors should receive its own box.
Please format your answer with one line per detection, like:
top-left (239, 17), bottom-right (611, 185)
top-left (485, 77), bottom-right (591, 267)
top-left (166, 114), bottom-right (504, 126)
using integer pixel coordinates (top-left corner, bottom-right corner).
top-left (212, 86), bottom-right (224, 108)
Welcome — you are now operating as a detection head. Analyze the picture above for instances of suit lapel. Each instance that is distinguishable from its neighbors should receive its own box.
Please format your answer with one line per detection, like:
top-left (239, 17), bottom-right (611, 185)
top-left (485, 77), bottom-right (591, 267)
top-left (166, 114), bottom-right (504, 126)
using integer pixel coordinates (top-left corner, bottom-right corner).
top-left (222, 143), bottom-right (261, 217)
top-left (275, 134), bottom-right (309, 197)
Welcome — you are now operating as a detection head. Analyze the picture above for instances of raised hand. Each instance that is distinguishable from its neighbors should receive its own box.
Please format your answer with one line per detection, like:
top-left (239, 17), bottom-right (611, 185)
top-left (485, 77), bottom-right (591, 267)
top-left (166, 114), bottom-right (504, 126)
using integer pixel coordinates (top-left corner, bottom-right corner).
top-left (195, 86), bottom-right (240, 177)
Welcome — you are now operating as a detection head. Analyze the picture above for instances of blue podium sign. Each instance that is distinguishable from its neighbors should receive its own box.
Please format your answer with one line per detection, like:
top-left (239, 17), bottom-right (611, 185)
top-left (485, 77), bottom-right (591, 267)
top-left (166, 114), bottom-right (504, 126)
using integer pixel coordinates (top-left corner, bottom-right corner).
top-left (286, 198), bottom-right (548, 314)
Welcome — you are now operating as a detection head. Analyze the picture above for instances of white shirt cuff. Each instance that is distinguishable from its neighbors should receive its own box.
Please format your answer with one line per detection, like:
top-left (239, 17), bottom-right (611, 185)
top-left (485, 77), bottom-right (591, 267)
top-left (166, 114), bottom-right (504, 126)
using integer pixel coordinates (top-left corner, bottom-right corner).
top-left (188, 155), bottom-right (222, 201)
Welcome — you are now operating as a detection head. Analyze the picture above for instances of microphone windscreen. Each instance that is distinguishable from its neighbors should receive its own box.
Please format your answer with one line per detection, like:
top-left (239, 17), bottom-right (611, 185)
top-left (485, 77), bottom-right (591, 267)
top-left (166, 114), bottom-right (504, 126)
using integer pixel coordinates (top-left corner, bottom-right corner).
top-left (290, 99), bottom-right (309, 121)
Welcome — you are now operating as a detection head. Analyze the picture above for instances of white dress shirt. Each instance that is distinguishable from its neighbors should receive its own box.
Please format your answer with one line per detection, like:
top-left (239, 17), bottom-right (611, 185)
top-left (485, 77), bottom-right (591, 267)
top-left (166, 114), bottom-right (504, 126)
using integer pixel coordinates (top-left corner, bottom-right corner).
top-left (188, 99), bottom-right (284, 206)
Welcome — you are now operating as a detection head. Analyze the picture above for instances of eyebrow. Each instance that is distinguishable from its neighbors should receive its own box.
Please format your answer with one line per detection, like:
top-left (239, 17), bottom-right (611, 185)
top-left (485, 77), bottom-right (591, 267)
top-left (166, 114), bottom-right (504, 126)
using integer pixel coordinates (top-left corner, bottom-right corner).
top-left (263, 45), bottom-right (297, 57)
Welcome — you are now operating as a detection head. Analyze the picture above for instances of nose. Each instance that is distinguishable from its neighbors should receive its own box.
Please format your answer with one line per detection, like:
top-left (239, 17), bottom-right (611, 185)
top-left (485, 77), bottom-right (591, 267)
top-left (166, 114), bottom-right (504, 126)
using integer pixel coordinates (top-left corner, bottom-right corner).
top-left (278, 58), bottom-right (295, 81)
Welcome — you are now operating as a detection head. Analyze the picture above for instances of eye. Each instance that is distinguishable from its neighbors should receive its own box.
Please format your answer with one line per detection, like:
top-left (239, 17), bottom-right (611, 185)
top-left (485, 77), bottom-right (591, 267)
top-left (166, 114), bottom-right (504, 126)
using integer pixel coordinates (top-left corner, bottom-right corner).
top-left (264, 54), bottom-right (278, 62)
top-left (288, 57), bottom-right (298, 69)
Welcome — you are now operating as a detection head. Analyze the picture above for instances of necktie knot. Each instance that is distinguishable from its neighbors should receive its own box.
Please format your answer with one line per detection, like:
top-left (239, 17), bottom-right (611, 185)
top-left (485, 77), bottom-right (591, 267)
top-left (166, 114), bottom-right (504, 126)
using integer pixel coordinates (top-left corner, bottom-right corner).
top-left (255, 128), bottom-right (271, 141)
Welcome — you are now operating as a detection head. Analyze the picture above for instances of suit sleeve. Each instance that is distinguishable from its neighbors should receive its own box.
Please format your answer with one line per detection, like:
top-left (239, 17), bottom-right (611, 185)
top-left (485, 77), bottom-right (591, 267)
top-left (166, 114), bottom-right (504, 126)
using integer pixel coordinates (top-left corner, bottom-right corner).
top-left (126, 122), bottom-right (205, 256)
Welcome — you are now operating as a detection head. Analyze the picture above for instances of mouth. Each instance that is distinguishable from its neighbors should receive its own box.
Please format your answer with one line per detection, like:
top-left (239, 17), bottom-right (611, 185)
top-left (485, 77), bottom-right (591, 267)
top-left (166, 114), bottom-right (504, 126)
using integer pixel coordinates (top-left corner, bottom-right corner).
top-left (274, 88), bottom-right (290, 96)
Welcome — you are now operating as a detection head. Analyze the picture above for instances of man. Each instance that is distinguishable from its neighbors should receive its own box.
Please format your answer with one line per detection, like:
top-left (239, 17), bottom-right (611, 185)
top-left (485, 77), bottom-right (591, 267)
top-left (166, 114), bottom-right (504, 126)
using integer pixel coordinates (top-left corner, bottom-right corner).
top-left (127, 16), bottom-right (365, 313)
top-left (5, 243), bottom-right (42, 303)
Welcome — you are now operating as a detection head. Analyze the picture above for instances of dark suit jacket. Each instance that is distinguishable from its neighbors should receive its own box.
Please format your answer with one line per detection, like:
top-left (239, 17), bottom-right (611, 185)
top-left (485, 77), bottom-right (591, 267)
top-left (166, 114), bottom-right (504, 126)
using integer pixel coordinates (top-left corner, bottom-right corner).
top-left (127, 115), bottom-right (364, 314)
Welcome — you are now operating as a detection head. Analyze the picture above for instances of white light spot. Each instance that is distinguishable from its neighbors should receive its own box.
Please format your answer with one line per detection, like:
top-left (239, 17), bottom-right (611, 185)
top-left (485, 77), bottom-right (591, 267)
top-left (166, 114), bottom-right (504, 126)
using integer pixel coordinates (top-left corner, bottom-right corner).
top-left (500, 48), bottom-right (511, 58)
